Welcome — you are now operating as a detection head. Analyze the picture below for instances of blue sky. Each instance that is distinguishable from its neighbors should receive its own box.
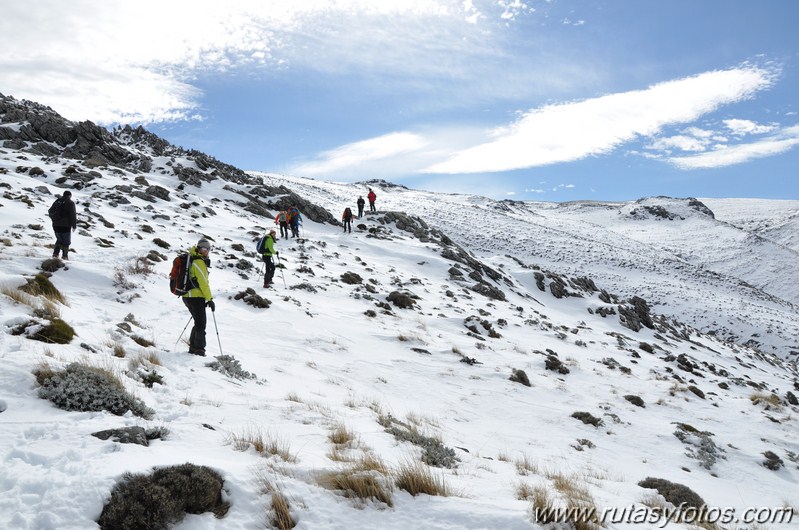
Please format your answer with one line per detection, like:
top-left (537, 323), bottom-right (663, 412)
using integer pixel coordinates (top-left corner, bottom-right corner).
top-left (2, 0), bottom-right (797, 201)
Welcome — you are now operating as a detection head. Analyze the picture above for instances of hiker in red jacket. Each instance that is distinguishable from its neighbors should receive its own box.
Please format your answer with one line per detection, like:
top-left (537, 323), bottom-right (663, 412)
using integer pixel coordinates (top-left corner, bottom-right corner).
top-left (367, 189), bottom-right (377, 212)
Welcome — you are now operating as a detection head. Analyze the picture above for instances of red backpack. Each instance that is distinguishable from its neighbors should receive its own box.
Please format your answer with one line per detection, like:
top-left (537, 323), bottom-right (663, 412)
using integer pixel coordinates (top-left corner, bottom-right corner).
top-left (168, 253), bottom-right (194, 295)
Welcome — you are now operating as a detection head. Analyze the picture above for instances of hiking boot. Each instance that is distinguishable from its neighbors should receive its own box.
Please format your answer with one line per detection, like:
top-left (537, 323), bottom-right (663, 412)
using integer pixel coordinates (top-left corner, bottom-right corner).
top-left (263, 282), bottom-right (270, 288)
top-left (52, 254), bottom-right (59, 259)
top-left (188, 348), bottom-right (206, 356)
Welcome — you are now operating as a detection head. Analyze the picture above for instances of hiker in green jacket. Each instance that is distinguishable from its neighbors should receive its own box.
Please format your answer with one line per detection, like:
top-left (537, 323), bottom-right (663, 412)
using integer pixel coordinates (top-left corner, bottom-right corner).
top-left (259, 229), bottom-right (279, 288)
top-left (183, 238), bottom-right (214, 356)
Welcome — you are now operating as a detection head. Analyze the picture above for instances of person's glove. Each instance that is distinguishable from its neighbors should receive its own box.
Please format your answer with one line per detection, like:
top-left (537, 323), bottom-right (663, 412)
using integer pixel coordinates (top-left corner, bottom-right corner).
top-left (207, 300), bottom-right (215, 312)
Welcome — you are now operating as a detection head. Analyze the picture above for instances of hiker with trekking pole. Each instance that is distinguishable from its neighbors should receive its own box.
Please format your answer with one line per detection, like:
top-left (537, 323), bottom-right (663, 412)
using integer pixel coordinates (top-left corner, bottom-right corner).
top-left (181, 238), bottom-right (215, 356)
top-left (256, 229), bottom-right (279, 288)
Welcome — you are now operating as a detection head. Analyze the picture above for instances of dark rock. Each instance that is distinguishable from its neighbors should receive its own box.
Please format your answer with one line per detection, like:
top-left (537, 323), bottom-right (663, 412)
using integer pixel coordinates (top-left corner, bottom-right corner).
top-left (92, 426), bottom-right (149, 446)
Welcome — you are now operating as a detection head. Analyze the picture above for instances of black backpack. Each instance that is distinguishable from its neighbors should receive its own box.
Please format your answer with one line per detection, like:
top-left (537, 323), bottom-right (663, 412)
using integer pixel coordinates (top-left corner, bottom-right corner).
top-left (344, 208), bottom-right (352, 220)
top-left (168, 253), bottom-right (195, 296)
top-left (48, 198), bottom-right (67, 222)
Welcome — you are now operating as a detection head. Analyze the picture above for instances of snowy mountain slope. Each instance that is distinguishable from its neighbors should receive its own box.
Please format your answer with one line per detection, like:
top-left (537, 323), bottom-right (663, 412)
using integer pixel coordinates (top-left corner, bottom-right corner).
top-left (257, 174), bottom-right (799, 359)
top-left (1, 94), bottom-right (798, 529)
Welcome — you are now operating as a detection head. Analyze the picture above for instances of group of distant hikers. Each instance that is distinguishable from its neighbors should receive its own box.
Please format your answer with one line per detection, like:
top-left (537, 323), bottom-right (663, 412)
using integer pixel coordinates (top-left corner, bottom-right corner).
top-left (342, 188), bottom-right (377, 233)
top-left (47, 187), bottom-right (380, 357)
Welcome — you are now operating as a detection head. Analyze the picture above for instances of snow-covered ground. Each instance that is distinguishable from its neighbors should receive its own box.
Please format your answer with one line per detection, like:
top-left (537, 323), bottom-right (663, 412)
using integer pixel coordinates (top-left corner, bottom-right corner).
top-left (1, 113), bottom-right (798, 529)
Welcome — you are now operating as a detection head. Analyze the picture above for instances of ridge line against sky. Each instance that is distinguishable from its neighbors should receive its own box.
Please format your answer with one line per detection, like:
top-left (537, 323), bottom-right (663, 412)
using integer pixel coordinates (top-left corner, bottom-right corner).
top-left (1, 0), bottom-right (797, 201)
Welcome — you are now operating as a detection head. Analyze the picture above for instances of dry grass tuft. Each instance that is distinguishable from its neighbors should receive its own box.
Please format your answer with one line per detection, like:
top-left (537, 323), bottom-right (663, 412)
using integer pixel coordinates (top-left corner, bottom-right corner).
top-left (749, 392), bottom-right (783, 409)
top-left (230, 427), bottom-right (298, 463)
top-left (317, 454), bottom-right (393, 507)
top-left (514, 454), bottom-right (540, 476)
top-left (328, 423), bottom-right (356, 447)
top-left (1, 284), bottom-right (36, 307)
top-left (254, 471), bottom-right (296, 529)
top-left (394, 460), bottom-right (451, 497)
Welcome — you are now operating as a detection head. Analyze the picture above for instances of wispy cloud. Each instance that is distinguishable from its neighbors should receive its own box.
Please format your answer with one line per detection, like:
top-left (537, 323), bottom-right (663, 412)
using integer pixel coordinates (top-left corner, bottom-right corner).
top-left (290, 132), bottom-right (429, 175)
top-left (424, 65), bottom-right (778, 174)
top-left (290, 64), bottom-right (785, 180)
top-left (668, 125), bottom-right (799, 169)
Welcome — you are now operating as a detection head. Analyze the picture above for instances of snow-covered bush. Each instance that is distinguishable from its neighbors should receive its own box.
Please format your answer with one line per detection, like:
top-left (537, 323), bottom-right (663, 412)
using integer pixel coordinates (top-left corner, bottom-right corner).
top-left (35, 362), bottom-right (154, 418)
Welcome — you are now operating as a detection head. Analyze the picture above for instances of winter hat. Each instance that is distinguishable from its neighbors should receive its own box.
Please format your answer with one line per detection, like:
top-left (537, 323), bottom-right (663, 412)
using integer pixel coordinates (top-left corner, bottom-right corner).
top-left (197, 238), bottom-right (211, 250)
top-left (62, 190), bottom-right (72, 198)
top-left (269, 229), bottom-right (277, 237)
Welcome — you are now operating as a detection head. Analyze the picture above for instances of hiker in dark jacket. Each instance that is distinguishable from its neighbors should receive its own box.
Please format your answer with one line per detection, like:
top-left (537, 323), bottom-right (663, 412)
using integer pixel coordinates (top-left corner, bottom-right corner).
top-left (367, 189), bottom-right (377, 212)
top-left (342, 207), bottom-right (353, 233)
top-left (183, 238), bottom-right (214, 356)
top-left (259, 229), bottom-right (278, 288)
top-left (356, 196), bottom-right (365, 218)
top-left (50, 190), bottom-right (77, 260)
top-left (287, 205), bottom-right (302, 238)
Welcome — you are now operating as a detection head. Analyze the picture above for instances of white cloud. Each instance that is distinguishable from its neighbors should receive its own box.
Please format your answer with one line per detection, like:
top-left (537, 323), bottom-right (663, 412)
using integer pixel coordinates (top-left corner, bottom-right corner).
top-left (723, 118), bottom-right (776, 136)
top-left (0, 0), bottom-right (546, 125)
top-left (647, 135), bottom-right (710, 153)
top-left (424, 65), bottom-right (777, 174)
top-left (290, 132), bottom-right (430, 175)
top-left (669, 125), bottom-right (799, 169)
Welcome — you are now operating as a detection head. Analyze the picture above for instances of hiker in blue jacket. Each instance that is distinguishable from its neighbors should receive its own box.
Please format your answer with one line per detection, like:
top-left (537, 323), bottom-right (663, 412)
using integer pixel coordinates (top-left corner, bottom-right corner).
top-left (287, 205), bottom-right (302, 238)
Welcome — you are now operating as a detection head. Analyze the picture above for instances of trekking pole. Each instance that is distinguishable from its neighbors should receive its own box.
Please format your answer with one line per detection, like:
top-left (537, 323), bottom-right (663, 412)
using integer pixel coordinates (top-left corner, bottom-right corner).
top-left (174, 316), bottom-right (192, 350)
top-left (212, 311), bottom-right (223, 356)
top-left (277, 255), bottom-right (287, 288)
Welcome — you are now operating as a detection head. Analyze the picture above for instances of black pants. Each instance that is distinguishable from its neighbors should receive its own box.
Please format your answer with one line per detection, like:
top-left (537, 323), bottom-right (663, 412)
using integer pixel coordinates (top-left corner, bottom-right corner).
top-left (263, 255), bottom-right (275, 284)
top-left (357, 206), bottom-right (364, 218)
top-left (343, 219), bottom-right (351, 233)
top-left (53, 227), bottom-right (71, 258)
top-left (369, 201), bottom-right (376, 212)
top-left (278, 221), bottom-right (289, 238)
top-left (290, 223), bottom-right (300, 238)
top-left (182, 297), bottom-right (207, 351)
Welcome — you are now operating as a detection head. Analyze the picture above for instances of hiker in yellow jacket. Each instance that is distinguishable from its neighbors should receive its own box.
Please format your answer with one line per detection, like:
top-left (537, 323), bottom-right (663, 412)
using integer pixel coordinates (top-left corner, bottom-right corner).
top-left (183, 238), bottom-right (214, 356)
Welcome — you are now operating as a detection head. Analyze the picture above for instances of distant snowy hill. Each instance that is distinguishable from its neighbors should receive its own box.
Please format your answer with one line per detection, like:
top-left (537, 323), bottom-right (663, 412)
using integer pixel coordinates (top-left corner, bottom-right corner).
top-left (255, 174), bottom-right (799, 359)
top-left (1, 93), bottom-right (798, 529)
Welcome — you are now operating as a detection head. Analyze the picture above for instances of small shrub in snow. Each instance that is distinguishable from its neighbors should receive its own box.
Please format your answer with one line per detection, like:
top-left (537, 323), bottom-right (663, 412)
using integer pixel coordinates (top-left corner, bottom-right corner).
top-left (509, 368), bottom-right (531, 387)
top-left (381, 415), bottom-right (459, 469)
top-left (638, 477), bottom-right (706, 510)
top-left (624, 394), bottom-right (645, 408)
top-left (545, 355), bottom-right (570, 375)
top-left (35, 362), bottom-right (154, 418)
top-left (571, 411), bottom-right (603, 427)
top-left (387, 290), bottom-right (418, 309)
top-left (30, 318), bottom-right (75, 344)
top-left (20, 273), bottom-right (65, 304)
top-left (762, 450), bottom-right (784, 470)
top-left (97, 463), bottom-right (229, 530)
top-left (673, 423), bottom-right (725, 469)
top-left (687, 385), bottom-right (705, 399)
top-left (233, 288), bottom-right (271, 308)
top-left (340, 271), bottom-right (363, 284)
top-left (206, 355), bottom-right (256, 380)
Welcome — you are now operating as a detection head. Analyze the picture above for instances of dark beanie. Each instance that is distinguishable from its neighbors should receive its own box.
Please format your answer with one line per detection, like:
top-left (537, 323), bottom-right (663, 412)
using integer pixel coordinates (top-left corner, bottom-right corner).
top-left (63, 190), bottom-right (72, 197)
